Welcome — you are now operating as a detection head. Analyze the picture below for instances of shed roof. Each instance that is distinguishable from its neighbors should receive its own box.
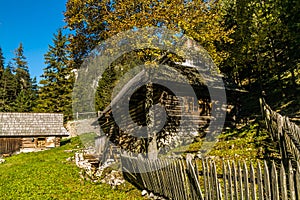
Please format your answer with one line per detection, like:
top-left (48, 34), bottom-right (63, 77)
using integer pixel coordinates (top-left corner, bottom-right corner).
top-left (100, 59), bottom-right (246, 117)
top-left (0, 112), bottom-right (69, 136)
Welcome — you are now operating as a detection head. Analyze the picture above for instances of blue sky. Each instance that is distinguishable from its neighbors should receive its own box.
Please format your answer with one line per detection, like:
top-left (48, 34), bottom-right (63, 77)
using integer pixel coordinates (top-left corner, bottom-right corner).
top-left (0, 0), bottom-right (67, 82)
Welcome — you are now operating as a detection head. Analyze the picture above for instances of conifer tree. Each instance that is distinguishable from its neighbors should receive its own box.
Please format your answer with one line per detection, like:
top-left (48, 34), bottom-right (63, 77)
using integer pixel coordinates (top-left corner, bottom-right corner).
top-left (11, 43), bottom-right (36, 112)
top-left (0, 47), bottom-right (4, 78)
top-left (13, 43), bottom-right (31, 92)
top-left (0, 47), bottom-right (5, 109)
top-left (0, 63), bottom-right (18, 111)
top-left (36, 29), bottom-right (73, 121)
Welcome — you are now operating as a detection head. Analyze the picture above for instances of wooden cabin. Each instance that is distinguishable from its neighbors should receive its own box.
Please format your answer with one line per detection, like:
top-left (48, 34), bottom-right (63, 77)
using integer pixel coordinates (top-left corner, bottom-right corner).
top-left (97, 59), bottom-right (244, 155)
top-left (0, 112), bottom-right (69, 155)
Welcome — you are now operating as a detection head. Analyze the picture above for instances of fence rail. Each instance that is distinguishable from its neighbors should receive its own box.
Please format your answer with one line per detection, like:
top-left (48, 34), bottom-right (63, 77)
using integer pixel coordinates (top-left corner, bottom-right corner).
top-left (260, 98), bottom-right (300, 162)
top-left (121, 155), bottom-right (300, 200)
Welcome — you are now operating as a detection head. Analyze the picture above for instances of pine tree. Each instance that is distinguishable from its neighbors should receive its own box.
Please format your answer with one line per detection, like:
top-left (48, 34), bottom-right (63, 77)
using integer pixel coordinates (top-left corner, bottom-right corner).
top-left (36, 29), bottom-right (74, 121)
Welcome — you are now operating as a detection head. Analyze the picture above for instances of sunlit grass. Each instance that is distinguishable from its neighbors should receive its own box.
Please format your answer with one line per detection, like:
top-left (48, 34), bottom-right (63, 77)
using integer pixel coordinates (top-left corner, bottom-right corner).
top-left (0, 137), bottom-right (143, 200)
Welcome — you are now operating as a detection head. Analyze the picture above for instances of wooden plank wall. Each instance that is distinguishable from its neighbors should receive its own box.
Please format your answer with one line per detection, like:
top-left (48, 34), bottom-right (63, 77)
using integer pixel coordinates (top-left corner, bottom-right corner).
top-left (121, 155), bottom-right (300, 200)
top-left (0, 138), bottom-right (21, 154)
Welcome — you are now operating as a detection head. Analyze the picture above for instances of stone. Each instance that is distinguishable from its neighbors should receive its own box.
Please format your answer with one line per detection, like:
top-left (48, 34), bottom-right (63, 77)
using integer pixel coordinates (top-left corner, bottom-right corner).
top-left (141, 190), bottom-right (148, 196)
top-left (149, 192), bottom-right (155, 198)
top-left (66, 157), bottom-right (73, 162)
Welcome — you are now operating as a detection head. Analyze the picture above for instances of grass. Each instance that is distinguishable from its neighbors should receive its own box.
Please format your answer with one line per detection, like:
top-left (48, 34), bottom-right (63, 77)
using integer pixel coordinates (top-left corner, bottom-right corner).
top-left (209, 122), bottom-right (280, 161)
top-left (0, 137), bottom-right (144, 200)
top-left (164, 120), bottom-right (280, 162)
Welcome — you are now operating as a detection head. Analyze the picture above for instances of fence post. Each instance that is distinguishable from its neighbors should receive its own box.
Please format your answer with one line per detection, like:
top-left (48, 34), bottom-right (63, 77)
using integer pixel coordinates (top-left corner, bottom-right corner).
top-left (232, 161), bottom-right (239, 200)
top-left (257, 162), bottom-right (264, 200)
top-left (212, 161), bottom-right (221, 200)
top-left (280, 162), bottom-right (288, 200)
top-left (288, 160), bottom-right (296, 200)
top-left (263, 160), bottom-right (271, 200)
top-left (250, 162), bottom-right (257, 200)
top-left (186, 158), bottom-right (204, 200)
top-left (271, 161), bottom-right (279, 200)
top-left (223, 160), bottom-right (228, 200)
top-left (259, 98), bottom-right (264, 119)
top-left (296, 161), bottom-right (300, 199)
top-left (238, 161), bottom-right (244, 200)
top-left (243, 161), bottom-right (249, 200)
top-left (202, 158), bottom-right (209, 200)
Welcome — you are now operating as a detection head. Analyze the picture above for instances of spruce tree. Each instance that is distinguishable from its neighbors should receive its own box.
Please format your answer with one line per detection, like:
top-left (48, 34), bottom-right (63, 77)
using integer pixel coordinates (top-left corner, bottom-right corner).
top-left (11, 43), bottom-right (36, 112)
top-left (0, 47), bottom-right (4, 78)
top-left (13, 43), bottom-right (31, 91)
top-left (0, 63), bottom-right (18, 111)
top-left (36, 29), bottom-right (73, 121)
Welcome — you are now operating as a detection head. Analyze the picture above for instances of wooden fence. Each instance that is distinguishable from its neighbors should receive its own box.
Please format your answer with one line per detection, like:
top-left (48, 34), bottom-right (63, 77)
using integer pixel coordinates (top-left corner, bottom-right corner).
top-left (118, 99), bottom-right (300, 199)
top-left (121, 155), bottom-right (300, 200)
top-left (260, 98), bottom-right (300, 162)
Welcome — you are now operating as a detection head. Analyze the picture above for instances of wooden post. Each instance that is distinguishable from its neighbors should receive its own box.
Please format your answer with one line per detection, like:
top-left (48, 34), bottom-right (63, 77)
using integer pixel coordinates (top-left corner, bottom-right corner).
top-left (238, 161), bottom-right (244, 200)
top-left (259, 98), bottom-right (264, 119)
top-left (296, 161), bottom-right (300, 200)
top-left (271, 161), bottom-right (279, 200)
top-left (146, 68), bottom-right (157, 160)
top-left (264, 160), bottom-right (271, 200)
top-left (243, 161), bottom-right (249, 200)
top-left (288, 160), bottom-right (296, 200)
top-left (232, 161), bottom-right (239, 200)
top-left (223, 160), bottom-right (228, 200)
top-left (250, 162), bottom-right (257, 200)
top-left (257, 162), bottom-right (264, 200)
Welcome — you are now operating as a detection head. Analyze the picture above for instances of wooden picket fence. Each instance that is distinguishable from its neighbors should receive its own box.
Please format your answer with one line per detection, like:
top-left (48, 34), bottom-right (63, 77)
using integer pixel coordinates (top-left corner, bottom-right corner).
top-left (121, 155), bottom-right (300, 200)
top-left (260, 98), bottom-right (300, 162)
top-left (118, 98), bottom-right (300, 199)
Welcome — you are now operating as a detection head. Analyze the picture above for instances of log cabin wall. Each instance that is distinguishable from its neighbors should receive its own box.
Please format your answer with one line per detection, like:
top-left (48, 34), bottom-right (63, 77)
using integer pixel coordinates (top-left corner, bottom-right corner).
top-left (21, 137), bottom-right (59, 149)
top-left (0, 136), bottom-right (62, 154)
top-left (55, 137), bottom-right (61, 147)
top-left (21, 137), bottom-right (36, 149)
top-left (99, 84), bottom-right (214, 154)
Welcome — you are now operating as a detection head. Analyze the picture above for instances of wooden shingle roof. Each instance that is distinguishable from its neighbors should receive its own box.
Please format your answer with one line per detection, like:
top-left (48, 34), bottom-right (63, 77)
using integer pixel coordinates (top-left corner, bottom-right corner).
top-left (0, 113), bottom-right (69, 136)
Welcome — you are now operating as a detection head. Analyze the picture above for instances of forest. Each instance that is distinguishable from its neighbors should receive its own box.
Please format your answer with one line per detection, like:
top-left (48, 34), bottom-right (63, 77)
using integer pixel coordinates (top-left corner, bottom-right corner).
top-left (0, 0), bottom-right (299, 121)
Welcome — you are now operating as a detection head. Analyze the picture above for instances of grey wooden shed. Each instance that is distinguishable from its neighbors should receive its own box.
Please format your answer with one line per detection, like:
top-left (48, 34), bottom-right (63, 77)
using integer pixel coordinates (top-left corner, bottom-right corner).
top-left (0, 112), bottom-right (69, 154)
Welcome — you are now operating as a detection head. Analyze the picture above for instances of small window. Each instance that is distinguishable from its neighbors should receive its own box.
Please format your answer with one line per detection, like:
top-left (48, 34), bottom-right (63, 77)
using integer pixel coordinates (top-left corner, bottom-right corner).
top-left (37, 138), bottom-right (46, 148)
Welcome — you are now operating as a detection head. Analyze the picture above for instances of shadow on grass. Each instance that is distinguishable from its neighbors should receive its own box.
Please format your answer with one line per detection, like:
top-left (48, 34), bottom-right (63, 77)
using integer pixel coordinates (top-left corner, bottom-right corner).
top-left (60, 138), bottom-right (72, 146)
